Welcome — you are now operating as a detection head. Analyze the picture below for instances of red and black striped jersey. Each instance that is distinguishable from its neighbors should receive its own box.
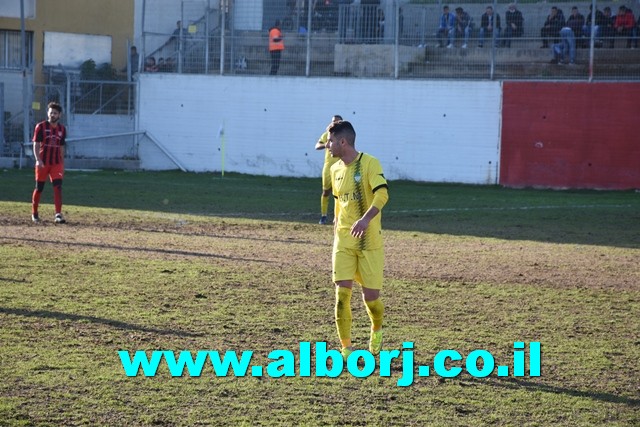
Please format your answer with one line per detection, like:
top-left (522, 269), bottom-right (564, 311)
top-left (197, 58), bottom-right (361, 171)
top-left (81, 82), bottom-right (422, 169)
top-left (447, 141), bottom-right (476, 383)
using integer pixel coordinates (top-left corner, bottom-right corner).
top-left (33, 121), bottom-right (66, 165)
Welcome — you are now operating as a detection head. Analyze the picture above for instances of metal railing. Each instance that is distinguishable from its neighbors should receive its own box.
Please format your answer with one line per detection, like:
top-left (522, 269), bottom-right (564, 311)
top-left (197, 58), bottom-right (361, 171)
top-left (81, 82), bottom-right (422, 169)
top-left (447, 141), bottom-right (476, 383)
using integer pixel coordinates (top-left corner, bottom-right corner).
top-left (136, 2), bottom-right (640, 81)
top-left (3, 76), bottom-right (135, 158)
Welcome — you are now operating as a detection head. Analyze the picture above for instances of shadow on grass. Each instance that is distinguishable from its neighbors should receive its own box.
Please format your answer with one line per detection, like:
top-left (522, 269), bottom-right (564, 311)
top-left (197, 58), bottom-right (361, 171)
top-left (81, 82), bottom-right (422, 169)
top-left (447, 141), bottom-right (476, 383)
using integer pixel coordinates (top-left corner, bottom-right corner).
top-left (4, 236), bottom-right (275, 263)
top-left (383, 206), bottom-right (640, 249)
top-left (2, 169), bottom-right (639, 248)
top-left (0, 306), bottom-right (203, 337)
top-left (467, 376), bottom-right (640, 407)
top-left (0, 277), bottom-right (29, 283)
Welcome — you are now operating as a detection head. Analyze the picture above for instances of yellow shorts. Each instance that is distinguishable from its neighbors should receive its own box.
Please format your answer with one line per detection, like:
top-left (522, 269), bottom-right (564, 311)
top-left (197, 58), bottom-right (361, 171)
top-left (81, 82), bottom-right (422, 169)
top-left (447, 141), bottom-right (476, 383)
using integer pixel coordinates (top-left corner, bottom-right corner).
top-left (332, 245), bottom-right (384, 290)
top-left (322, 161), bottom-right (332, 191)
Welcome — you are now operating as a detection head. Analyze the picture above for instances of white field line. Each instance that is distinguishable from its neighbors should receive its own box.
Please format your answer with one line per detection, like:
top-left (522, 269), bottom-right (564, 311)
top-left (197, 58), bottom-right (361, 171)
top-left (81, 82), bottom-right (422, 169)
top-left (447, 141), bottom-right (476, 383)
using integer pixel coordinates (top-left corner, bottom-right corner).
top-left (170, 204), bottom-right (634, 219)
top-left (387, 204), bottom-right (634, 214)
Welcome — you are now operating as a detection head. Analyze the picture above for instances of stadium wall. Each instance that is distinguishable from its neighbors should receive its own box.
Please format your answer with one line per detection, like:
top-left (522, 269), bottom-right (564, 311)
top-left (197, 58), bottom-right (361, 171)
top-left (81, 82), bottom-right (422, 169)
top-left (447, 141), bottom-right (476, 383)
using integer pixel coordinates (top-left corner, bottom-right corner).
top-left (66, 114), bottom-right (135, 159)
top-left (137, 73), bottom-right (502, 184)
top-left (500, 82), bottom-right (640, 190)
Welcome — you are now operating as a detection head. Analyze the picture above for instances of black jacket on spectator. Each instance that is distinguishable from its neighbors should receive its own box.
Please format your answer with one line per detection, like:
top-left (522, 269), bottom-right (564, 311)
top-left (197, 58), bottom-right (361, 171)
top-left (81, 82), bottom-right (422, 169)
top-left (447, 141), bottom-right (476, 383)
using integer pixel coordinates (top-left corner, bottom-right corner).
top-left (542, 10), bottom-right (566, 37)
top-left (567, 12), bottom-right (585, 37)
top-left (505, 9), bottom-right (524, 36)
top-left (481, 12), bottom-right (501, 30)
top-left (586, 9), bottom-right (606, 27)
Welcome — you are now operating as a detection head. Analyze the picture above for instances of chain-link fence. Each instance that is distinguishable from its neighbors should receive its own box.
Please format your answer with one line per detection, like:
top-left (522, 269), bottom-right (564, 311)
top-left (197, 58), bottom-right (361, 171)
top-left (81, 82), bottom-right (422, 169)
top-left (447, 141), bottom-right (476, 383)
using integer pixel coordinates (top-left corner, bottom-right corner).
top-left (2, 75), bottom-right (135, 160)
top-left (138, 0), bottom-right (640, 80)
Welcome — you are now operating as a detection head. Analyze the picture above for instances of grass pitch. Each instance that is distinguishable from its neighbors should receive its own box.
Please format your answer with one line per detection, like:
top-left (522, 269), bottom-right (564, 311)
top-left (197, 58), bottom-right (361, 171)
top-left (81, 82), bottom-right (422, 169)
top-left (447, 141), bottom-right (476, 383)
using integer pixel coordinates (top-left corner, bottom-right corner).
top-left (0, 169), bottom-right (639, 426)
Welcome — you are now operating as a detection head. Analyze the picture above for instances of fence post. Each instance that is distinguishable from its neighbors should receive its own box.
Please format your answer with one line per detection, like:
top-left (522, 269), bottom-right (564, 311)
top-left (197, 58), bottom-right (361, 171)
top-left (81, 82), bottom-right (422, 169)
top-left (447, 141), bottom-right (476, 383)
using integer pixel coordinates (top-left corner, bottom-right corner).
top-left (490, 0), bottom-right (497, 80)
top-left (588, 0), bottom-right (596, 82)
top-left (306, 0), bottom-right (312, 77)
top-left (66, 72), bottom-right (71, 123)
top-left (141, 0), bottom-right (147, 75)
top-left (178, 2), bottom-right (185, 73)
top-left (394, 1), bottom-right (399, 79)
top-left (20, 0), bottom-right (30, 170)
top-left (220, 0), bottom-right (226, 75)
top-left (205, 4), bottom-right (210, 74)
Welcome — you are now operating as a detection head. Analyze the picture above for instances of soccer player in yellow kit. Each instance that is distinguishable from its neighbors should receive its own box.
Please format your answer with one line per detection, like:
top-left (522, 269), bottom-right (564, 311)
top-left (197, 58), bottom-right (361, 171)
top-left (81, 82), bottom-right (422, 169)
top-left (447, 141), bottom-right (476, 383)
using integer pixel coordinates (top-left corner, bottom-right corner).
top-left (327, 120), bottom-right (389, 358)
top-left (315, 115), bottom-right (342, 225)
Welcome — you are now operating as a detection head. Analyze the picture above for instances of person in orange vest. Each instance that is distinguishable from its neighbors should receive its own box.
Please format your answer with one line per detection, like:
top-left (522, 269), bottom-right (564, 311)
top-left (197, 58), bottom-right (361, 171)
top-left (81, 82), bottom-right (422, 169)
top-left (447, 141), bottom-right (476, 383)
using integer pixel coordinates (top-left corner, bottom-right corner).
top-left (268, 20), bottom-right (284, 75)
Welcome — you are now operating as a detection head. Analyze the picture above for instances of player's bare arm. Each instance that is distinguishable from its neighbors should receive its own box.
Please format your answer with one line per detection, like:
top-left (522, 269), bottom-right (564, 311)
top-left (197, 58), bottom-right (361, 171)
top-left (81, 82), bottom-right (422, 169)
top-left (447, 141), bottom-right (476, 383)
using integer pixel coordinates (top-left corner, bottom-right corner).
top-left (33, 141), bottom-right (43, 167)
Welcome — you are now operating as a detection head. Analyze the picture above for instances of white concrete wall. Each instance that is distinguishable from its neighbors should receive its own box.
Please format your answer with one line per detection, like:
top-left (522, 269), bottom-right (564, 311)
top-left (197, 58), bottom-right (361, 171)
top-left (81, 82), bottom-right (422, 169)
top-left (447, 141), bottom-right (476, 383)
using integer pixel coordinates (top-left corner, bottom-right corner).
top-left (137, 73), bottom-right (501, 183)
top-left (69, 114), bottom-right (135, 138)
top-left (66, 114), bottom-right (136, 159)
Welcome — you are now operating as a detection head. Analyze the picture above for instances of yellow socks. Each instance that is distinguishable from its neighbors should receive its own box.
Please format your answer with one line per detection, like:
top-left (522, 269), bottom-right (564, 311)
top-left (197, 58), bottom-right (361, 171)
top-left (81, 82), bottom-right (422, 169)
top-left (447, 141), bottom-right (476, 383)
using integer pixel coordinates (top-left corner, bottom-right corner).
top-left (321, 194), bottom-right (329, 216)
top-left (364, 298), bottom-right (384, 332)
top-left (335, 286), bottom-right (352, 348)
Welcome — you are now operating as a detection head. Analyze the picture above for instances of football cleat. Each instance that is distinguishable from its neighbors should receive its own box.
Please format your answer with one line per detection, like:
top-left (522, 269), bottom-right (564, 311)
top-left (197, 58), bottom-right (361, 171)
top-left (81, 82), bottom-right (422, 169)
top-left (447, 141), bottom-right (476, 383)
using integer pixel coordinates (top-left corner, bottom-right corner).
top-left (319, 215), bottom-right (328, 225)
top-left (54, 213), bottom-right (66, 224)
top-left (31, 213), bottom-right (40, 224)
top-left (369, 329), bottom-right (383, 355)
top-left (341, 346), bottom-right (354, 360)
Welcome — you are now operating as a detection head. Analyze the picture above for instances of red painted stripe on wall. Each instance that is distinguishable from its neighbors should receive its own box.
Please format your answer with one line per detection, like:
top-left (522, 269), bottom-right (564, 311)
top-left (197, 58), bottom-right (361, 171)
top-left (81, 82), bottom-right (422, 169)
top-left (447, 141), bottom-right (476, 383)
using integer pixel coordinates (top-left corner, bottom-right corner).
top-left (500, 82), bottom-right (640, 190)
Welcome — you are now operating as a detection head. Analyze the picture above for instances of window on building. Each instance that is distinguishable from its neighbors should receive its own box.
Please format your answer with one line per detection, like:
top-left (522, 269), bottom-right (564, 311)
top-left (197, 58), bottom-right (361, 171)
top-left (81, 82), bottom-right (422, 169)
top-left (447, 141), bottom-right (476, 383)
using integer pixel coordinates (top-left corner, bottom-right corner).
top-left (0, 30), bottom-right (33, 69)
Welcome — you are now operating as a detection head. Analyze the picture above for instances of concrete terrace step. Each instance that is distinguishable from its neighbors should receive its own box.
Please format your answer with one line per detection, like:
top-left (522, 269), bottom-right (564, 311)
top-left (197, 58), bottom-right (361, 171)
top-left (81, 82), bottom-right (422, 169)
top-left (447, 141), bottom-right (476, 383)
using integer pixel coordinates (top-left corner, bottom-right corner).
top-left (404, 61), bottom-right (640, 80)
top-left (425, 45), bottom-right (640, 64)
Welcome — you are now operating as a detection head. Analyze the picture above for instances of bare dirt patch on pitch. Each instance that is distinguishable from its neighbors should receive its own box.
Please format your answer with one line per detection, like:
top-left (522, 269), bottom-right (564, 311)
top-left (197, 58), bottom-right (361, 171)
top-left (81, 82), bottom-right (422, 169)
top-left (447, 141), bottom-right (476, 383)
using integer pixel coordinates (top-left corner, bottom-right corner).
top-left (3, 213), bottom-right (636, 291)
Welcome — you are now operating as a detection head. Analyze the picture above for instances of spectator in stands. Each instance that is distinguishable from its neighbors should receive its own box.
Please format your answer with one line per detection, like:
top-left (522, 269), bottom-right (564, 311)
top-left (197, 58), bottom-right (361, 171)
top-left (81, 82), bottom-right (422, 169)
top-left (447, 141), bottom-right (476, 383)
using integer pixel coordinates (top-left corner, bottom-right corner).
top-left (157, 57), bottom-right (176, 73)
top-left (144, 56), bottom-right (158, 72)
top-left (121, 46), bottom-right (139, 80)
top-left (130, 46), bottom-right (139, 76)
top-left (566, 7), bottom-right (586, 47)
top-left (478, 6), bottom-right (501, 48)
top-left (550, 27), bottom-right (576, 65)
top-left (377, 10), bottom-right (385, 41)
top-left (170, 21), bottom-right (189, 71)
top-left (436, 5), bottom-right (456, 48)
top-left (540, 6), bottom-right (565, 48)
top-left (614, 6), bottom-right (635, 48)
top-left (582, 5), bottom-right (606, 46)
top-left (454, 7), bottom-right (474, 48)
top-left (501, 3), bottom-right (524, 48)
top-left (601, 7), bottom-right (616, 48)
top-left (172, 20), bottom-right (188, 43)
top-left (268, 20), bottom-right (284, 75)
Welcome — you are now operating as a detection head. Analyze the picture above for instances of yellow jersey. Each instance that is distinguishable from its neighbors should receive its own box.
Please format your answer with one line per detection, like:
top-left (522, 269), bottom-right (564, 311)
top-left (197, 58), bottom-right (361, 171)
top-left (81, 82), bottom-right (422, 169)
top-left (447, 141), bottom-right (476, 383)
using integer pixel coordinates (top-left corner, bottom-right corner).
top-left (331, 152), bottom-right (388, 250)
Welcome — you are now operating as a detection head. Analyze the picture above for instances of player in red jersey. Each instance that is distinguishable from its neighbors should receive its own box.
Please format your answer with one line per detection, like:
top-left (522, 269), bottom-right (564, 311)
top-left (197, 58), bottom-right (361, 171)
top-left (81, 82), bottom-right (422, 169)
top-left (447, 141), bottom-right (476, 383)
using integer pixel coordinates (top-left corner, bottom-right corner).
top-left (31, 102), bottom-right (67, 224)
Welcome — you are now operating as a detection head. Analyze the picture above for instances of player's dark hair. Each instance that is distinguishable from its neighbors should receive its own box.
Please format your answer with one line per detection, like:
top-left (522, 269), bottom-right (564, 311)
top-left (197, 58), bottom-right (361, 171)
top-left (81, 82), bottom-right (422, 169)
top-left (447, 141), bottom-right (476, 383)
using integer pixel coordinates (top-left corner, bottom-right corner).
top-left (48, 102), bottom-right (62, 113)
top-left (328, 120), bottom-right (356, 146)
top-left (333, 115), bottom-right (343, 121)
